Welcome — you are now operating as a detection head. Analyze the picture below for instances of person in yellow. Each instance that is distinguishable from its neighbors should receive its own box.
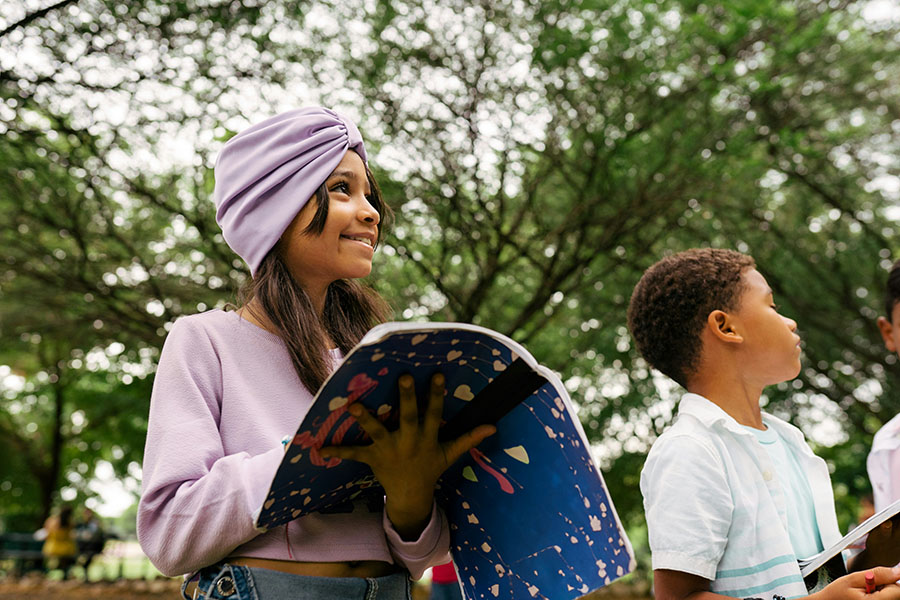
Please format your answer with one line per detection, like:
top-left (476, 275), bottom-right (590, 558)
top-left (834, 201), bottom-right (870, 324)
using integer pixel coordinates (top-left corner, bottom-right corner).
top-left (42, 505), bottom-right (77, 578)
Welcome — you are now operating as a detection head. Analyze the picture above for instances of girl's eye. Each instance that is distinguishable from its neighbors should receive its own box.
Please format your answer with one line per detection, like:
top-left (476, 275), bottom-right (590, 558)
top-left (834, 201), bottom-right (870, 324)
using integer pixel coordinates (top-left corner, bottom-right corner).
top-left (771, 304), bottom-right (779, 310)
top-left (329, 181), bottom-right (350, 194)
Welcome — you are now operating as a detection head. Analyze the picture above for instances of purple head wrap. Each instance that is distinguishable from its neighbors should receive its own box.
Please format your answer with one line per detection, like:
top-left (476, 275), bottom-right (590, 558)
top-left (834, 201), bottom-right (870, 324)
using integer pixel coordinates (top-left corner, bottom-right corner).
top-left (213, 107), bottom-right (368, 276)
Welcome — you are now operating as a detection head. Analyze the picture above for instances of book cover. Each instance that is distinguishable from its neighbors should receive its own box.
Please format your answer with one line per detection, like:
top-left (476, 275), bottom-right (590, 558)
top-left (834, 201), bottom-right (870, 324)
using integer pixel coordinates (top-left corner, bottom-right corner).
top-left (255, 321), bottom-right (635, 599)
top-left (800, 497), bottom-right (900, 589)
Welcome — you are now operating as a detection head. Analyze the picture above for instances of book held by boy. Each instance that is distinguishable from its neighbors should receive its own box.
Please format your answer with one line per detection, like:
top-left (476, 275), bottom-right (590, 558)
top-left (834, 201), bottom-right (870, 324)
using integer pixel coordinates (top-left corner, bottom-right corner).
top-left (255, 321), bottom-right (635, 599)
top-left (799, 497), bottom-right (900, 589)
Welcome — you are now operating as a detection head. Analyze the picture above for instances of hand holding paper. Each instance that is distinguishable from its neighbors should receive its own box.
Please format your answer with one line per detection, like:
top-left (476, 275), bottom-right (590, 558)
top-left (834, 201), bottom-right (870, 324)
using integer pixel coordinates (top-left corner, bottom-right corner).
top-left (321, 373), bottom-right (495, 539)
top-left (848, 513), bottom-right (900, 572)
top-left (255, 321), bottom-right (635, 599)
top-left (802, 499), bottom-right (900, 579)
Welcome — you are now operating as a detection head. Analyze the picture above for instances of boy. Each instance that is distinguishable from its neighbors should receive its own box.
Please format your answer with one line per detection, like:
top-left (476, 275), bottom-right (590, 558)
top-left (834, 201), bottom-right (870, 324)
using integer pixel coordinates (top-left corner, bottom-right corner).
top-left (627, 248), bottom-right (900, 600)
top-left (872, 258), bottom-right (900, 512)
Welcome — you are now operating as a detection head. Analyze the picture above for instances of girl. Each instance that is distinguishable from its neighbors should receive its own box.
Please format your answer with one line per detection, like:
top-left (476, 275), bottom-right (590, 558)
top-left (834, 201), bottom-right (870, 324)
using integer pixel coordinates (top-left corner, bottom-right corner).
top-left (137, 107), bottom-right (495, 600)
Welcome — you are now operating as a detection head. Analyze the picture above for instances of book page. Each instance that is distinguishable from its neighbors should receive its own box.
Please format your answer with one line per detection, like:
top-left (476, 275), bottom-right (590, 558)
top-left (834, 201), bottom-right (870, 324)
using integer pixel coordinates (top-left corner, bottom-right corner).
top-left (799, 497), bottom-right (900, 576)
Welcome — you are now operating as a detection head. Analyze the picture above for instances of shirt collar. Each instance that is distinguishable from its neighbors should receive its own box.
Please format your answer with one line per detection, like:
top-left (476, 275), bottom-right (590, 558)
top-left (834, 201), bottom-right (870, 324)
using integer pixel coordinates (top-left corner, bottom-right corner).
top-left (678, 392), bottom-right (812, 454)
top-left (678, 392), bottom-right (750, 434)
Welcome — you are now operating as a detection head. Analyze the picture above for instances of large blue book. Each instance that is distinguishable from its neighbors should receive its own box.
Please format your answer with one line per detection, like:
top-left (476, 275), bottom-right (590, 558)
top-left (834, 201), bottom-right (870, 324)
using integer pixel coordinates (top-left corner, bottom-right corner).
top-left (255, 322), bottom-right (635, 599)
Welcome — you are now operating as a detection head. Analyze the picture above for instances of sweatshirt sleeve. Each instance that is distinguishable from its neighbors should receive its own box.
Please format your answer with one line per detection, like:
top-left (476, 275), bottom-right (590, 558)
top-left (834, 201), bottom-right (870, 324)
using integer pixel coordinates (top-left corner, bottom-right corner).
top-left (137, 318), bottom-right (283, 577)
top-left (383, 499), bottom-right (451, 580)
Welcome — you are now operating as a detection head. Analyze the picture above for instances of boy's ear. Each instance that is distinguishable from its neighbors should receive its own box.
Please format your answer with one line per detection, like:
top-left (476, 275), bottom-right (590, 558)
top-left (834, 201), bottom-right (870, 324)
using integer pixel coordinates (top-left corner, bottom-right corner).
top-left (707, 310), bottom-right (743, 344)
top-left (877, 316), bottom-right (897, 353)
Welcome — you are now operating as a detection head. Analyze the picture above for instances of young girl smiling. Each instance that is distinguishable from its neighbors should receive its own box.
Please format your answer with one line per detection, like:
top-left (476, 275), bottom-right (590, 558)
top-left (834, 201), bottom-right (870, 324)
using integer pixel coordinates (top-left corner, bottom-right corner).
top-left (137, 107), bottom-right (494, 600)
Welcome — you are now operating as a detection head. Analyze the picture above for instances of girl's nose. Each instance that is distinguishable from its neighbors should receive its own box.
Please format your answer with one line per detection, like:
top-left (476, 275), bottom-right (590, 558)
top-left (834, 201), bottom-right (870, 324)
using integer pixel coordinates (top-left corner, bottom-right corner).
top-left (358, 197), bottom-right (380, 225)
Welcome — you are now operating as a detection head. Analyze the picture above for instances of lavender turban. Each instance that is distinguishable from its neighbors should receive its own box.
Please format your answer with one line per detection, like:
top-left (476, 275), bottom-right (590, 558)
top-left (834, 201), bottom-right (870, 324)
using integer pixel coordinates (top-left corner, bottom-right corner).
top-left (213, 107), bottom-right (368, 276)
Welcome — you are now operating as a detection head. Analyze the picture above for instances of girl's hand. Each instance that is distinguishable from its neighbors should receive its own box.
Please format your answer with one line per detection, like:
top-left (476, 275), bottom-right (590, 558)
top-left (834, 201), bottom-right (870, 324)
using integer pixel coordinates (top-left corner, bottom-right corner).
top-left (814, 566), bottom-right (900, 600)
top-left (320, 373), bottom-right (496, 540)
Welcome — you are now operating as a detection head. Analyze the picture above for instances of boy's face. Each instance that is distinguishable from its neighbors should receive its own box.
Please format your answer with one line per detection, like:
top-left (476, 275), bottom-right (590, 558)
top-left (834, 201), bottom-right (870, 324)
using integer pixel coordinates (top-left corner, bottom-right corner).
top-left (731, 268), bottom-right (802, 386)
top-left (876, 302), bottom-right (900, 357)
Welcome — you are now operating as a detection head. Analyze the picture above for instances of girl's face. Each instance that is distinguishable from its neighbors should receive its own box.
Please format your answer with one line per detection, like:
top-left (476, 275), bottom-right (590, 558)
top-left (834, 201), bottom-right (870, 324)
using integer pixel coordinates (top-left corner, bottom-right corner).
top-left (277, 150), bottom-right (380, 294)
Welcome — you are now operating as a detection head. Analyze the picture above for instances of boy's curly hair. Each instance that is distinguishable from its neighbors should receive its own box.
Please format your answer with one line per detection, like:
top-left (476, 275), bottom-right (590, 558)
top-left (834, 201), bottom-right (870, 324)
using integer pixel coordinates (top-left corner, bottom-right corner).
top-left (627, 248), bottom-right (756, 387)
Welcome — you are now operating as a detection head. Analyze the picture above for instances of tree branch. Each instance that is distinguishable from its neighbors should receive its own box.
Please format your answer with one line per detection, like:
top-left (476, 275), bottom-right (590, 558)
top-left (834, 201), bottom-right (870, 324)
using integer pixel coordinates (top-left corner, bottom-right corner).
top-left (0, 0), bottom-right (80, 38)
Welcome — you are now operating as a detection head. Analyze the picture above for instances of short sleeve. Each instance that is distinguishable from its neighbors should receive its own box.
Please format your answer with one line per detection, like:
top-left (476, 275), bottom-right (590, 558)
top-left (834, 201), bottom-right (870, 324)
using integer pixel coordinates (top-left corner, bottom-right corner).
top-left (640, 434), bottom-right (734, 579)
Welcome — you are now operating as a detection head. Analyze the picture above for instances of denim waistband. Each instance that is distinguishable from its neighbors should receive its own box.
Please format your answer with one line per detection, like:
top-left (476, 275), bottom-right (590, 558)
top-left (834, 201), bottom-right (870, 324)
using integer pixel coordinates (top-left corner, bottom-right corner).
top-left (183, 563), bottom-right (411, 600)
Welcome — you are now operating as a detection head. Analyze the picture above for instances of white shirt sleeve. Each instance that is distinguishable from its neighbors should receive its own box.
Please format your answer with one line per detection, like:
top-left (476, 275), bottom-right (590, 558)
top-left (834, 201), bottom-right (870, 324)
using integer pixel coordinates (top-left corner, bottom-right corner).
top-left (640, 433), bottom-right (734, 580)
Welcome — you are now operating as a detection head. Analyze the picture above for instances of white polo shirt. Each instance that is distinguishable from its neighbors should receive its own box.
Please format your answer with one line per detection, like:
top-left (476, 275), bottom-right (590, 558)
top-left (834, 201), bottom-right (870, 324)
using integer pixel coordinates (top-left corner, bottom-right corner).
top-left (641, 394), bottom-right (842, 600)
top-left (868, 412), bottom-right (900, 512)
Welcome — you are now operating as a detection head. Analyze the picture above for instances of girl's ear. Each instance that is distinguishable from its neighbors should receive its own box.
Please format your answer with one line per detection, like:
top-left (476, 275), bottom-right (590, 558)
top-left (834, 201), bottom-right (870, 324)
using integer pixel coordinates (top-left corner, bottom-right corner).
top-left (707, 310), bottom-right (743, 344)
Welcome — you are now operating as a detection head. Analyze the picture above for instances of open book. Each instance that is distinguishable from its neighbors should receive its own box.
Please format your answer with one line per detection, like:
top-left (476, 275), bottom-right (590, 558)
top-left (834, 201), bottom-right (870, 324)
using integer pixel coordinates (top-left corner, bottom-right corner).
top-left (800, 497), bottom-right (900, 587)
top-left (255, 321), bottom-right (635, 599)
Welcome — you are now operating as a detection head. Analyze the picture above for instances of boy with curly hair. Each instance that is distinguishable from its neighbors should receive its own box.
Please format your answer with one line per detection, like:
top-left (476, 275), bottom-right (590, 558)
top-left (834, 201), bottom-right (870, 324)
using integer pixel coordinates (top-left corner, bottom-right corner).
top-left (628, 248), bottom-right (900, 600)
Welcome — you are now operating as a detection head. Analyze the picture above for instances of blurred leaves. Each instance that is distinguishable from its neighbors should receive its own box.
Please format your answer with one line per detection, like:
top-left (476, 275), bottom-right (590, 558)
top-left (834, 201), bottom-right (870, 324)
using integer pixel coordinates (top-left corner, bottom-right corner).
top-left (0, 0), bottom-right (898, 541)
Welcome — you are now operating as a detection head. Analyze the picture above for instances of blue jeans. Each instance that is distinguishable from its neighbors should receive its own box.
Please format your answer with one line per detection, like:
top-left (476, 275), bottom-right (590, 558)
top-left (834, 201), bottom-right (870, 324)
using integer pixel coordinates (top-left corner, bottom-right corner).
top-left (182, 564), bottom-right (412, 600)
top-left (429, 582), bottom-right (463, 600)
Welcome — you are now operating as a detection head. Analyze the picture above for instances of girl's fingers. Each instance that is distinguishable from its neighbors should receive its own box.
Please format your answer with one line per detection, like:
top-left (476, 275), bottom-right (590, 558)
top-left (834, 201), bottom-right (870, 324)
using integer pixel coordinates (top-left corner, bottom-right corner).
top-left (397, 375), bottom-right (419, 435)
top-left (319, 445), bottom-right (358, 461)
top-left (322, 374), bottom-right (494, 480)
top-left (319, 443), bottom-right (381, 468)
top-left (423, 373), bottom-right (445, 440)
top-left (349, 403), bottom-right (389, 442)
top-left (442, 424), bottom-right (497, 467)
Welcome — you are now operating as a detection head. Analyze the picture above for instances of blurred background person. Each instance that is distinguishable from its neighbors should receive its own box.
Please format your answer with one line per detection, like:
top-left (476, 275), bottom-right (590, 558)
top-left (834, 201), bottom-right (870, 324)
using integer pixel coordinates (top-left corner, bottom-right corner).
top-left (41, 504), bottom-right (77, 579)
top-left (75, 507), bottom-right (107, 580)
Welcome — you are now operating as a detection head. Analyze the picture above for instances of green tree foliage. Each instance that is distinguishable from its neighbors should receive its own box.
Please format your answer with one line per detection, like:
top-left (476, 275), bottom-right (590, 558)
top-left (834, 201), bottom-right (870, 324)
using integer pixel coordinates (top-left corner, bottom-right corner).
top-left (0, 0), bottom-right (253, 526)
top-left (291, 0), bottom-right (900, 525)
top-left (1, 0), bottom-right (898, 542)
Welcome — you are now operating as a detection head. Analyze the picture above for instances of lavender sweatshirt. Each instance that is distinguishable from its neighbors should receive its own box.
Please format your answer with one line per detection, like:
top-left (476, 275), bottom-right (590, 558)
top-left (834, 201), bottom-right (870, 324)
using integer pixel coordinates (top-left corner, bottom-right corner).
top-left (137, 310), bottom-right (450, 578)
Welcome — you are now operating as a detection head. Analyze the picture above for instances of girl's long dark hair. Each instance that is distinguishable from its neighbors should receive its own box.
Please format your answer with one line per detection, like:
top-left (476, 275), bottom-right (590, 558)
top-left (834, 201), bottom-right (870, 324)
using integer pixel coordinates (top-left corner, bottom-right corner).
top-left (237, 163), bottom-right (393, 394)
